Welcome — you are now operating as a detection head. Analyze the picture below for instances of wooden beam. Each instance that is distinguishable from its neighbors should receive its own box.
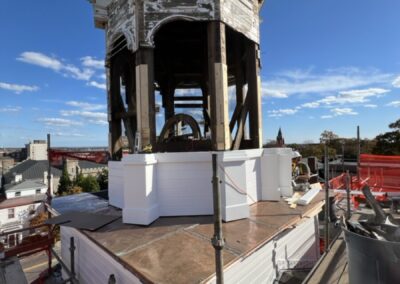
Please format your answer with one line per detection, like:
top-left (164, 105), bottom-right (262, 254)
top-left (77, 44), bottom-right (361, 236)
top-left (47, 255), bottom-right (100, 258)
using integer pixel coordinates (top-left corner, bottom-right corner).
top-left (174, 103), bottom-right (203, 108)
top-left (109, 60), bottom-right (122, 160)
top-left (208, 21), bottom-right (231, 151)
top-left (247, 42), bottom-right (263, 148)
top-left (135, 48), bottom-right (156, 149)
top-left (173, 96), bottom-right (204, 101)
top-left (232, 95), bottom-right (249, 150)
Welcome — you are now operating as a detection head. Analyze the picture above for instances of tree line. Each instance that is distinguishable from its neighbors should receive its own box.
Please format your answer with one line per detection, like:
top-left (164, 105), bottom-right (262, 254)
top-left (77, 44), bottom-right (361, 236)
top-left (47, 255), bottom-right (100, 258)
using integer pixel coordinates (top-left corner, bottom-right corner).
top-left (265, 118), bottom-right (400, 159)
top-left (58, 166), bottom-right (108, 196)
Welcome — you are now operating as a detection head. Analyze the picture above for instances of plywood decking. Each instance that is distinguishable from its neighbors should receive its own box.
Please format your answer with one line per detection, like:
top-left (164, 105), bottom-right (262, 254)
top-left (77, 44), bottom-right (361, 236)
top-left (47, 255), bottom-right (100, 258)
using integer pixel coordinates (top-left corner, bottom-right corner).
top-left (77, 193), bottom-right (325, 283)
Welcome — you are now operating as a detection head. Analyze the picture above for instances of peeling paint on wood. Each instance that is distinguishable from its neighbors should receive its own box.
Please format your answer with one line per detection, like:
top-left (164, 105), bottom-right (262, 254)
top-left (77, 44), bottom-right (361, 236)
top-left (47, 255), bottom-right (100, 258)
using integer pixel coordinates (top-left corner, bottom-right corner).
top-left (107, 0), bottom-right (137, 53)
top-left (94, 0), bottom-right (261, 55)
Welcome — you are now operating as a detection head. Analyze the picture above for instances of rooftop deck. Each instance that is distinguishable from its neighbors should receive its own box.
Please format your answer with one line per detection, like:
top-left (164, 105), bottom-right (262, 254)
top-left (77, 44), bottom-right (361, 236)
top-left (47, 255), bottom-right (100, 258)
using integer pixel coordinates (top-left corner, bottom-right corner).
top-left (55, 192), bottom-right (325, 283)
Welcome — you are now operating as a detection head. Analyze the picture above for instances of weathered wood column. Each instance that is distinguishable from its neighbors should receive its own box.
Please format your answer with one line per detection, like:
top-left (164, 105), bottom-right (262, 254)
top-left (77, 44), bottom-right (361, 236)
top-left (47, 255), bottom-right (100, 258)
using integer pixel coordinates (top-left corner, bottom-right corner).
top-left (208, 22), bottom-right (231, 151)
top-left (109, 62), bottom-right (123, 160)
top-left (247, 42), bottom-right (263, 148)
top-left (135, 48), bottom-right (156, 149)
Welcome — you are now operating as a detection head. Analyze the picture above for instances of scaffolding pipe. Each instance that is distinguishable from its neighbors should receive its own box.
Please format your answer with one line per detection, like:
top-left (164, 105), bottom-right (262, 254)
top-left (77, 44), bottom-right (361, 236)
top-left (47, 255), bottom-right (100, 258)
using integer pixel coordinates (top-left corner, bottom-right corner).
top-left (357, 126), bottom-right (360, 183)
top-left (70, 237), bottom-right (76, 280)
top-left (212, 153), bottom-right (224, 284)
top-left (324, 142), bottom-right (330, 252)
top-left (346, 170), bottom-right (351, 220)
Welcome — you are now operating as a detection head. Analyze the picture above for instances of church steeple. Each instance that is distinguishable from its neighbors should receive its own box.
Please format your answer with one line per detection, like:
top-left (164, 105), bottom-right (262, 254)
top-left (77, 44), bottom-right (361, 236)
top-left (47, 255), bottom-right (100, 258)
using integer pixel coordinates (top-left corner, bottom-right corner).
top-left (276, 127), bottom-right (285, 147)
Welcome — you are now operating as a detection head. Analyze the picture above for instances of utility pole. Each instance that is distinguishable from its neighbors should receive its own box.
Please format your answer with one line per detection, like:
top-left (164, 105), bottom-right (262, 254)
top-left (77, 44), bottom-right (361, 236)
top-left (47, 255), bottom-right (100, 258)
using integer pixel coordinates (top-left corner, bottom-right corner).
top-left (212, 153), bottom-right (224, 284)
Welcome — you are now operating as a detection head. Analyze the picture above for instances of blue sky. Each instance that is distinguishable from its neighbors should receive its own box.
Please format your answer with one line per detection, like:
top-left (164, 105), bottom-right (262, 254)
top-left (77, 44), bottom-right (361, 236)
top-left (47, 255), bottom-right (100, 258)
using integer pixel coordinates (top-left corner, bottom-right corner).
top-left (1, 0), bottom-right (399, 147)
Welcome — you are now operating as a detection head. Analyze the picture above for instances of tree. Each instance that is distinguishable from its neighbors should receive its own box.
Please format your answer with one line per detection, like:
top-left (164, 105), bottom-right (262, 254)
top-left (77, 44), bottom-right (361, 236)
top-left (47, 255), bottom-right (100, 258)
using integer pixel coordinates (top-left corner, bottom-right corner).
top-left (80, 175), bottom-right (100, 193)
top-left (97, 168), bottom-right (108, 190)
top-left (58, 164), bottom-right (72, 195)
top-left (373, 119), bottom-right (400, 155)
top-left (74, 171), bottom-right (84, 187)
top-left (320, 130), bottom-right (339, 143)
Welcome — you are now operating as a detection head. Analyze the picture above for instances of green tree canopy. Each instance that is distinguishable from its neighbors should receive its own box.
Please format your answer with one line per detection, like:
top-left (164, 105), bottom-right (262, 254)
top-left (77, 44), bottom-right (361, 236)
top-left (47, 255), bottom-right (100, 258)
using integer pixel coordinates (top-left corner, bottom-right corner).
top-left (80, 175), bottom-right (100, 193)
top-left (373, 119), bottom-right (400, 155)
top-left (58, 164), bottom-right (72, 195)
top-left (97, 168), bottom-right (108, 190)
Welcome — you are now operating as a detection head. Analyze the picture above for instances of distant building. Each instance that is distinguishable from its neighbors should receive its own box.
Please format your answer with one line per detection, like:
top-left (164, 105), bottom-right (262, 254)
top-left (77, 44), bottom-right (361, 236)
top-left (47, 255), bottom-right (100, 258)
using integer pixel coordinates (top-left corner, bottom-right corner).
top-left (3, 180), bottom-right (47, 199)
top-left (64, 159), bottom-right (107, 180)
top-left (0, 195), bottom-right (46, 244)
top-left (276, 128), bottom-right (285, 147)
top-left (0, 157), bottom-right (15, 174)
top-left (3, 160), bottom-right (61, 194)
top-left (26, 140), bottom-right (47, 161)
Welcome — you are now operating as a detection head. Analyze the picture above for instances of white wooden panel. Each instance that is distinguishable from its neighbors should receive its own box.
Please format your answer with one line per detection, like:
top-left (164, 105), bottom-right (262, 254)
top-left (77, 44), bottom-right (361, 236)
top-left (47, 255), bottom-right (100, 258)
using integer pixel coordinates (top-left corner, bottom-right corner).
top-left (207, 217), bottom-right (319, 284)
top-left (157, 159), bottom-right (213, 216)
top-left (61, 227), bottom-right (141, 284)
top-left (108, 161), bottom-right (124, 208)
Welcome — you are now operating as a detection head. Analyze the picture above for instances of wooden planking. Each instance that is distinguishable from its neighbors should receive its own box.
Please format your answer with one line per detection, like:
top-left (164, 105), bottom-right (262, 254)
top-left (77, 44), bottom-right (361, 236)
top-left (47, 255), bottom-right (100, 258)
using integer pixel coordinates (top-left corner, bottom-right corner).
top-left (103, 0), bottom-right (261, 53)
top-left (306, 235), bottom-right (349, 284)
top-left (106, 0), bottom-right (137, 52)
top-left (221, 0), bottom-right (260, 43)
top-left (143, 0), bottom-right (216, 44)
top-left (0, 257), bottom-right (28, 284)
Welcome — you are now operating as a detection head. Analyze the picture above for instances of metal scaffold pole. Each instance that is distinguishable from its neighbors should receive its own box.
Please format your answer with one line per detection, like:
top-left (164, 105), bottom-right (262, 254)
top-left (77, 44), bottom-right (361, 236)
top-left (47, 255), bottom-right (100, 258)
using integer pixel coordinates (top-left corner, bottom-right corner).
top-left (324, 142), bottom-right (330, 252)
top-left (212, 153), bottom-right (224, 284)
top-left (357, 126), bottom-right (360, 183)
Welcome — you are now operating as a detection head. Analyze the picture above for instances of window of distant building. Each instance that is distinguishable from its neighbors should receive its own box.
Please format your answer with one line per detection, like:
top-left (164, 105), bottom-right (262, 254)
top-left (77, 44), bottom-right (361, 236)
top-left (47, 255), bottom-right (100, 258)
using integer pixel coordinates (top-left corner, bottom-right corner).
top-left (8, 208), bottom-right (15, 219)
top-left (36, 189), bottom-right (41, 194)
top-left (15, 191), bottom-right (21, 197)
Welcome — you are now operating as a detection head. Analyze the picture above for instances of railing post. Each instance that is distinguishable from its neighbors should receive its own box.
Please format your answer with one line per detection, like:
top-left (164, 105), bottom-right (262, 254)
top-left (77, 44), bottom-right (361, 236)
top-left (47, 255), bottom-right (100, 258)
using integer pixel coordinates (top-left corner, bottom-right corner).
top-left (212, 153), bottom-right (224, 284)
top-left (70, 237), bottom-right (76, 281)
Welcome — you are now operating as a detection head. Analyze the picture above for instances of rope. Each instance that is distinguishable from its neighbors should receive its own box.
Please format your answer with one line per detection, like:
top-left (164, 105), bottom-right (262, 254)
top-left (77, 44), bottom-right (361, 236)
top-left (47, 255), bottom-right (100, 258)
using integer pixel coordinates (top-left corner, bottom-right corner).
top-left (218, 163), bottom-right (258, 204)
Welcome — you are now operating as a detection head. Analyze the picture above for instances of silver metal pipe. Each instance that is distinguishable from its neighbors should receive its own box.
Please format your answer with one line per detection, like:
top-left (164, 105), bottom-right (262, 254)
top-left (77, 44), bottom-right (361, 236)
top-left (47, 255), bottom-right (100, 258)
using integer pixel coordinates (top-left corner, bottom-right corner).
top-left (346, 170), bottom-right (351, 220)
top-left (212, 153), bottom-right (224, 284)
top-left (324, 142), bottom-right (330, 252)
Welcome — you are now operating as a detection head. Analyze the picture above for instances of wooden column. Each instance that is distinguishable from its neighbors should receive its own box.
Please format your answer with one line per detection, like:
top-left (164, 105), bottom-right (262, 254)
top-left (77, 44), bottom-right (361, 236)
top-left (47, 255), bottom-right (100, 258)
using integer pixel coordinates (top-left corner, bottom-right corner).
top-left (247, 42), bottom-right (263, 148)
top-left (135, 47), bottom-right (156, 149)
top-left (109, 61), bottom-right (123, 160)
top-left (208, 22), bottom-right (231, 151)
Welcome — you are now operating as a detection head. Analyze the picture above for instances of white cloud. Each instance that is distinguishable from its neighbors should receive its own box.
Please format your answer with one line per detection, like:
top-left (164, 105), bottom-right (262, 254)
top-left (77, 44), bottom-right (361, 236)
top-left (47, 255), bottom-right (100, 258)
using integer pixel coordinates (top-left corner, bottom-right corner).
top-left (387, 101), bottom-right (400, 107)
top-left (292, 87), bottom-right (389, 113)
top-left (81, 56), bottom-right (104, 69)
top-left (87, 81), bottom-right (106, 90)
top-left (301, 102), bottom-right (320, 108)
top-left (38, 118), bottom-right (82, 127)
top-left (54, 132), bottom-right (85, 137)
top-left (0, 106), bottom-right (21, 112)
top-left (60, 110), bottom-right (108, 125)
top-left (261, 85), bottom-right (288, 98)
top-left (66, 101), bottom-right (106, 111)
top-left (17, 51), bottom-right (94, 81)
top-left (321, 115), bottom-right (333, 119)
top-left (392, 76), bottom-right (400, 88)
top-left (263, 67), bottom-right (393, 98)
top-left (331, 108), bottom-right (358, 116)
top-left (268, 108), bottom-right (298, 117)
top-left (0, 82), bottom-right (39, 94)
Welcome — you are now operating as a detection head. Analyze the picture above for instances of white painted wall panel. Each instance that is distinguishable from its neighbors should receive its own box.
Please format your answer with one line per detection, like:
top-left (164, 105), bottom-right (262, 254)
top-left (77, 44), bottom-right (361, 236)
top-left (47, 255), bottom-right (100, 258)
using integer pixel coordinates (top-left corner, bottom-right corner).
top-left (157, 161), bottom-right (213, 216)
top-left (207, 217), bottom-right (319, 284)
top-left (61, 227), bottom-right (141, 284)
top-left (108, 161), bottom-right (124, 208)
